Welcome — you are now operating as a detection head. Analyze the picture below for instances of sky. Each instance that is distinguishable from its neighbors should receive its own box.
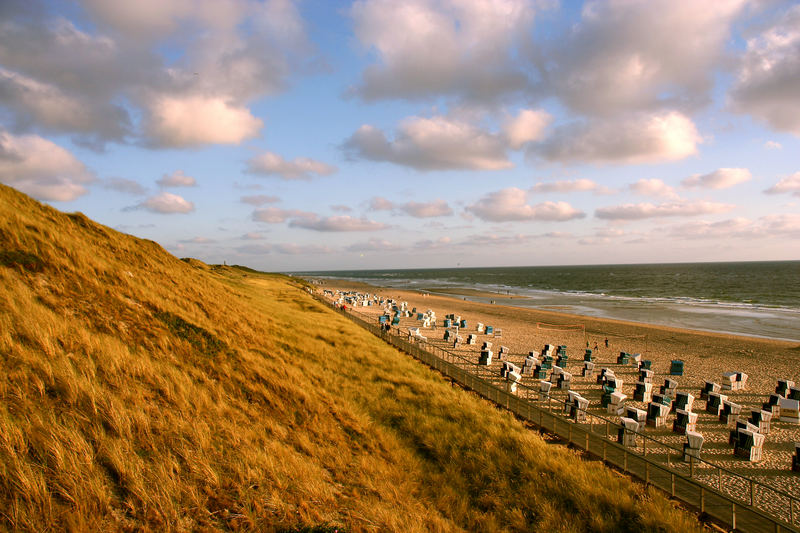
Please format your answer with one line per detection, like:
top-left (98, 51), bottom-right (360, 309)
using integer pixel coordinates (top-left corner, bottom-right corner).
top-left (1, 0), bottom-right (799, 272)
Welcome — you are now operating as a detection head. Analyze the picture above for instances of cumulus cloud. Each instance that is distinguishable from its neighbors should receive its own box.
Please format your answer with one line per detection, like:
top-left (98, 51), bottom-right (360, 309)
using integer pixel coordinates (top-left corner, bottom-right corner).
top-left (252, 207), bottom-right (307, 223)
top-left (465, 187), bottom-right (585, 222)
top-left (157, 169), bottom-right (197, 187)
top-left (682, 168), bottom-right (751, 189)
top-left (628, 178), bottom-right (678, 198)
top-left (595, 200), bottom-right (734, 220)
top-left (347, 238), bottom-right (402, 252)
top-left (350, 0), bottom-right (534, 102)
top-left (667, 214), bottom-right (800, 240)
top-left (143, 95), bottom-right (262, 148)
top-left (0, 129), bottom-right (94, 201)
top-left (179, 236), bottom-right (215, 244)
top-left (343, 116), bottom-right (512, 171)
top-left (543, 0), bottom-right (746, 115)
top-left (730, 5), bottom-right (800, 135)
top-left (532, 111), bottom-right (701, 165)
top-left (103, 177), bottom-right (147, 195)
top-left (0, 1), bottom-right (313, 148)
top-left (764, 172), bottom-right (800, 196)
top-left (502, 109), bottom-right (551, 149)
top-left (530, 179), bottom-right (611, 195)
top-left (241, 194), bottom-right (279, 205)
top-left (136, 191), bottom-right (195, 214)
top-left (245, 151), bottom-right (337, 180)
top-left (289, 214), bottom-right (388, 232)
top-left (399, 199), bottom-right (453, 218)
top-left (368, 196), bottom-right (395, 211)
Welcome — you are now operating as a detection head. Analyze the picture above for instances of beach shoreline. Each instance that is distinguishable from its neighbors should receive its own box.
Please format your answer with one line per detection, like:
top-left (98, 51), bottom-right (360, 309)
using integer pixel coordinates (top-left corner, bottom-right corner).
top-left (313, 277), bottom-right (800, 501)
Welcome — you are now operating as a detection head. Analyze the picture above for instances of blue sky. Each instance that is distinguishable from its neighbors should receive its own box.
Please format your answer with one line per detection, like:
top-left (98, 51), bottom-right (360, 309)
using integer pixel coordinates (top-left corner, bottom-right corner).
top-left (1, 0), bottom-right (799, 271)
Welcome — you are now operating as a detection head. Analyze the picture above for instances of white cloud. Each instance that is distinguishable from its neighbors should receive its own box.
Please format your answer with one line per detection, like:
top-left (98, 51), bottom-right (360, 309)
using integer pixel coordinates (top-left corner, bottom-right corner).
top-left (343, 116), bottom-right (512, 171)
top-left (137, 191), bottom-right (195, 214)
top-left (530, 178), bottom-right (611, 195)
top-left (465, 187), bottom-right (585, 222)
top-left (246, 151), bottom-right (336, 180)
top-left (347, 238), bottom-right (402, 252)
top-left (413, 236), bottom-right (453, 250)
top-left (502, 109), bottom-right (551, 149)
top-left (252, 207), bottom-right (306, 223)
top-left (350, 0), bottom-right (534, 101)
top-left (102, 178), bottom-right (147, 195)
top-left (157, 170), bottom-right (197, 187)
top-left (399, 200), bottom-right (453, 218)
top-left (179, 236), bottom-right (215, 244)
top-left (289, 214), bottom-right (388, 232)
top-left (730, 5), bottom-right (800, 135)
top-left (368, 196), bottom-right (395, 211)
top-left (143, 95), bottom-right (262, 148)
top-left (667, 214), bottom-right (800, 240)
top-left (595, 200), bottom-right (734, 220)
top-left (241, 232), bottom-right (265, 240)
top-left (628, 178), bottom-right (678, 198)
top-left (459, 233), bottom-right (532, 247)
top-left (544, 0), bottom-right (746, 115)
top-left (682, 168), bottom-right (751, 190)
top-left (764, 172), bottom-right (800, 196)
top-left (0, 129), bottom-right (94, 201)
top-left (764, 141), bottom-right (782, 150)
top-left (533, 111), bottom-right (702, 165)
top-left (241, 194), bottom-right (280, 205)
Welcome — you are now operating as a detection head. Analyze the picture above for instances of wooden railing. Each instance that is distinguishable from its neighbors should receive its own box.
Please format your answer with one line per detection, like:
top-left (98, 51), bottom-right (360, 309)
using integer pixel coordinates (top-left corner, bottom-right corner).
top-left (314, 295), bottom-right (800, 533)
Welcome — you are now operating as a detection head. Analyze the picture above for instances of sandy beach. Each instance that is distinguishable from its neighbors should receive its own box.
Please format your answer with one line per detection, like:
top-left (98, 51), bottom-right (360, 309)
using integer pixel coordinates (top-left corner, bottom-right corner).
top-left (316, 278), bottom-right (800, 504)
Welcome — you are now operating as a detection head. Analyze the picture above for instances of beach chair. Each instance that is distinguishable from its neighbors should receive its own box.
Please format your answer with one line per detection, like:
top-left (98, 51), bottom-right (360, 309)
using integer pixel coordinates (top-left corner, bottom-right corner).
top-left (625, 407), bottom-right (647, 431)
top-left (638, 368), bottom-right (654, 384)
top-left (719, 400), bottom-right (742, 426)
top-left (652, 393), bottom-right (672, 408)
top-left (459, 319), bottom-right (466, 328)
top-left (777, 379), bottom-right (795, 397)
top-left (549, 366), bottom-right (563, 384)
top-left (571, 395), bottom-right (589, 423)
top-left (729, 420), bottom-right (758, 445)
top-left (608, 391), bottom-right (627, 415)
top-left (631, 353), bottom-right (642, 367)
top-left (532, 364), bottom-right (547, 379)
top-left (557, 371), bottom-right (572, 391)
top-left (485, 325), bottom-right (493, 334)
top-left (617, 351), bottom-right (630, 365)
top-left (700, 380), bottom-right (721, 400)
top-left (673, 409), bottom-right (698, 435)
top-left (638, 359), bottom-right (652, 371)
top-left (539, 380), bottom-right (553, 401)
top-left (443, 319), bottom-right (452, 328)
top-left (391, 316), bottom-right (400, 326)
top-left (634, 381), bottom-right (653, 403)
top-left (584, 349), bottom-right (593, 362)
top-left (566, 391), bottom-right (582, 414)
top-left (557, 345), bottom-right (567, 357)
top-left (541, 356), bottom-right (553, 370)
top-left (660, 379), bottom-right (678, 398)
top-left (379, 315), bottom-right (388, 324)
top-left (683, 431), bottom-right (704, 461)
top-left (506, 370), bottom-right (522, 394)
top-left (734, 429), bottom-right (765, 462)
top-left (608, 377), bottom-right (624, 391)
top-left (749, 409), bottom-right (772, 435)
top-left (761, 394), bottom-right (781, 415)
top-left (792, 443), bottom-right (800, 473)
top-left (478, 349), bottom-right (493, 366)
top-left (672, 391), bottom-right (694, 413)
top-left (494, 329), bottom-right (502, 338)
top-left (618, 417), bottom-right (639, 447)
top-left (522, 356), bottom-right (536, 375)
top-left (597, 367), bottom-right (614, 385)
top-left (499, 346), bottom-right (510, 359)
top-left (706, 392), bottom-right (727, 416)
top-left (500, 361), bottom-right (519, 378)
top-left (453, 335), bottom-right (463, 347)
top-left (669, 360), bottom-right (684, 376)
top-left (582, 361), bottom-right (595, 378)
top-left (476, 322), bottom-right (484, 333)
top-left (790, 387), bottom-right (800, 401)
top-left (721, 372), bottom-right (737, 391)
top-left (482, 341), bottom-right (493, 351)
top-left (542, 344), bottom-right (555, 357)
top-left (556, 354), bottom-right (568, 368)
top-left (646, 402), bottom-right (670, 428)
top-left (779, 398), bottom-right (800, 424)
top-left (601, 386), bottom-right (614, 408)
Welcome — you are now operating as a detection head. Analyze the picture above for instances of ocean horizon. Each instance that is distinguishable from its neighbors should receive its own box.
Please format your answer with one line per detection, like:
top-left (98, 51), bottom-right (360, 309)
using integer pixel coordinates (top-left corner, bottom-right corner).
top-left (298, 260), bottom-right (800, 342)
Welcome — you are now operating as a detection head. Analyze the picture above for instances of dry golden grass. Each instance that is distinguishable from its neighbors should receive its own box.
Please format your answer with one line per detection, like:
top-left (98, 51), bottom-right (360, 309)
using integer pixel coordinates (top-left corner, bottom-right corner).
top-left (0, 183), bottom-right (703, 532)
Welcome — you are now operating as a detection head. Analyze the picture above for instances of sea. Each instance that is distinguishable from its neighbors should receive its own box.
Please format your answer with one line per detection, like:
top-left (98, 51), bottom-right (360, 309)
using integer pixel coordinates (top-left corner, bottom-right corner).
top-left (297, 261), bottom-right (800, 342)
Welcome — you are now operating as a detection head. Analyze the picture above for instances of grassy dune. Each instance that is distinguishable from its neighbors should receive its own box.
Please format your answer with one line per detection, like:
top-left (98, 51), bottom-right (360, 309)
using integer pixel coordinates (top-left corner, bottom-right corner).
top-left (0, 184), bottom-right (702, 532)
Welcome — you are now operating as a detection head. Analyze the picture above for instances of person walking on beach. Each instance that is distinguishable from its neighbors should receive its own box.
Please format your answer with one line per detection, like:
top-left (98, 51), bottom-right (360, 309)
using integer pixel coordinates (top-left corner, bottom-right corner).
top-left (604, 338), bottom-right (609, 348)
